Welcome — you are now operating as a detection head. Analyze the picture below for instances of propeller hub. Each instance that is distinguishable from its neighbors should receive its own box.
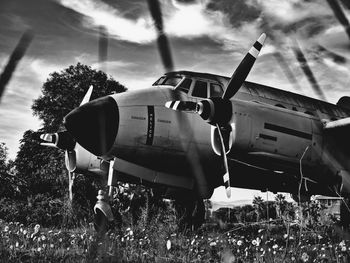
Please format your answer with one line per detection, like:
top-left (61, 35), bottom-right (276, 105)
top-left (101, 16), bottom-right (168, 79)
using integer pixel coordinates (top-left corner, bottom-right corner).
top-left (64, 96), bottom-right (119, 156)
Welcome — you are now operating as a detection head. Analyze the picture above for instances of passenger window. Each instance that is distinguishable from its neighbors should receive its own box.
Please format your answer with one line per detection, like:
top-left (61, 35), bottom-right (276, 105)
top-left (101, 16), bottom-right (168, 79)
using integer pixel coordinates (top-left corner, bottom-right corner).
top-left (177, 78), bottom-right (192, 94)
top-left (210, 83), bottom-right (223, 97)
top-left (304, 111), bottom-right (314, 116)
top-left (192, 80), bottom-right (208, 98)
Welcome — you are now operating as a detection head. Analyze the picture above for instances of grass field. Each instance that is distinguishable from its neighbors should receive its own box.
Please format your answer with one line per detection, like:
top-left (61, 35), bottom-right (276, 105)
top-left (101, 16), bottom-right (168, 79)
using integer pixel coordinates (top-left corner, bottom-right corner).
top-left (1, 216), bottom-right (350, 263)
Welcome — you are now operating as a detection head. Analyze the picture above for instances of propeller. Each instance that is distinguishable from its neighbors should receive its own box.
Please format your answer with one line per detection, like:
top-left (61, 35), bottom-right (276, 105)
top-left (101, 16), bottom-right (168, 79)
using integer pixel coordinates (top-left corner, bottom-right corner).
top-left (147, 0), bottom-right (174, 72)
top-left (165, 33), bottom-right (266, 197)
top-left (40, 85), bottom-right (94, 201)
top-left (0, 30), bottom-right (33, 102)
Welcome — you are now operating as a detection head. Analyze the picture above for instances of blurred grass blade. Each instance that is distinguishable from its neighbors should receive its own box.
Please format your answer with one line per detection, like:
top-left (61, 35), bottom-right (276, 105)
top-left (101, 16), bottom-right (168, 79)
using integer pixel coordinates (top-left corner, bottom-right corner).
top-left (147, 0), bottom-right (174, 72)
top-left (292, 40), bottom-right (327, 101)
top-left (327, 0), bottom-right (350, 42)
top-left (0, 30), bottom-right (33, 101)
top-left (99, 25), bottom-right (108, 71)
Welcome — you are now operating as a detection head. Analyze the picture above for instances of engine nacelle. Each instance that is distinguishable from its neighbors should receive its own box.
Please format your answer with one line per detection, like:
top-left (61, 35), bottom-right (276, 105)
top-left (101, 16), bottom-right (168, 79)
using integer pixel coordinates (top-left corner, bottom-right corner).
top-left (65, 144), bottom-right (108, 177)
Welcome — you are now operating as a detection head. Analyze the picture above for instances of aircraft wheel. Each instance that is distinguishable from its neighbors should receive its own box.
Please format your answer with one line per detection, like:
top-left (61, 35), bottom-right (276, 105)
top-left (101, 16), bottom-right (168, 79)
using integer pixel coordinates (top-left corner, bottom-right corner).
top-left (175, 199), bottom-right (205, 231)
top-left (340, 197), bottom-right (350, 229)
top-left (94, 209), bottom-right (108, 235)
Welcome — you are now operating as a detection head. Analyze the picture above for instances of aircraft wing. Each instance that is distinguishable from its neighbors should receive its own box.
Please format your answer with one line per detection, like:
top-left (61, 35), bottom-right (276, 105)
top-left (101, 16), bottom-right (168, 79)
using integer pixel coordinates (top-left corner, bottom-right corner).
top-left (323, 117), bottom-right (350, 155)
top-left (324, 117), bottom-right (350, 130)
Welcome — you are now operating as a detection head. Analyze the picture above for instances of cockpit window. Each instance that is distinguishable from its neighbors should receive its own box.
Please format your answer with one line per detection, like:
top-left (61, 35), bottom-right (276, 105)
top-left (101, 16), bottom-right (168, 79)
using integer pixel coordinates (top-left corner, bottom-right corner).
top-left (152, 76), bottom-right (183, 87)
top-left (153, 76), bottom-right (166, 86)
top-left (192, 80), bottom-right (208, 98)
top-left (177, 78), bottom-right (192, 94)
top-left (163, 76), bottom-right (182, 86)
top-left (210, 83), bottom-right (223, 97)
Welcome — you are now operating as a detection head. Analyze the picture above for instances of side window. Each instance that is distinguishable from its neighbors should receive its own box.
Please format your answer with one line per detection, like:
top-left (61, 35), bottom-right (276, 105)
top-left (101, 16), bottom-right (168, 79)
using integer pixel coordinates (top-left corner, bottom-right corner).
top-left (210, 83), bottom-right (223, 97)
top-left (192, 80), bottom-right (208, 98)
top-left (177, 78), bottom-right (192, 94)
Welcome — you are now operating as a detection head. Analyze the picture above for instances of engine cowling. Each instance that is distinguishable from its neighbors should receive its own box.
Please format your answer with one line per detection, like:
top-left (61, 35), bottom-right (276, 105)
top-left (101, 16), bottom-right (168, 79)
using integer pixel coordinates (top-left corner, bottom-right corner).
top-left (65, 144), bottom-right (109, 177)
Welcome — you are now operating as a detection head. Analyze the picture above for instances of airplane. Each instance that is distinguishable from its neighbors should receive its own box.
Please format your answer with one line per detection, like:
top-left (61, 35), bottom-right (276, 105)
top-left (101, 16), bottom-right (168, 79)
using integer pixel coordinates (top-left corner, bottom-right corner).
top-left (39, 30), bottom-right (350, 233)
top-left (38, 0), bottom-right (350, 232)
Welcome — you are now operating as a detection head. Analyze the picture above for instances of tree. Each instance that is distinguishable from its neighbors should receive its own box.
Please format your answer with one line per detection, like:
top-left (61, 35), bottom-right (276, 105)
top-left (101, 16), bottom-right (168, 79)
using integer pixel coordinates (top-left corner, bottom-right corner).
top-left (0, 142), bottom-right (12, 197)
top-left (275, 194), bottom-right (288, 219)
top-left (32, 63), bottom-right (126, 131)
top-left (13, 63), bottom-right (127, 227)
top-left (253, 196), bottom-right (264, 222)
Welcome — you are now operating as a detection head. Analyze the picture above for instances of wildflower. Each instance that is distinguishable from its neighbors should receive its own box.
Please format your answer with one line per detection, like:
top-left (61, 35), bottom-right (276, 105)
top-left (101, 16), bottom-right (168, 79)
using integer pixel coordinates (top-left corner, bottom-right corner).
top-left (166, 239), bottom-right (171, 250)
top-left (301, 252), bottom-right (309, 262)
top-left (37, 247), bottom-right (41, 252)
top-left (50, 244), bottom-right (54, 248)
top-left (71, 240), bottom-right (75, 245)
top-left (256, 237), bottom-right (261, 246)
top-left (283, 234), bottom-right (288, 239)
top-left (23, 229), bottom-right (27, 235)
top-left (191, 239), bottom-right (195, 245)
top-left (237, 240), bottom-right (243, 246)
top-left (342, 246), bottom-right (347, 252)
top-left (34, 224), bottom-right (40, 233)
top-left (252, 240), bottom-right (257, 246)
top-left (15, 242), bottom-right (19, 248)
top-left (210, 241), bottom-right (217, 247)
top-left (9, 245), bottom-right (13, 250)
top-left (272, 244), bottom-right (278, 249)
top-left (42, 244), bottom-right (46, 248)
top-left (59, 238), bottom-right (62, 243)
top-left (4, 226), bottom-right (9, 232)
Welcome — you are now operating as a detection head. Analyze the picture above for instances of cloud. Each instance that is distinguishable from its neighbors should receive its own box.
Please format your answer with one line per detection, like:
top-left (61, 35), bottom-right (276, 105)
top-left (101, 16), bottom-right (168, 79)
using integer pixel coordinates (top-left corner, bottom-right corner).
top-left (56, 0), bottom-right (264, 52)
top-left (57, 0), bottom-right (156, 43)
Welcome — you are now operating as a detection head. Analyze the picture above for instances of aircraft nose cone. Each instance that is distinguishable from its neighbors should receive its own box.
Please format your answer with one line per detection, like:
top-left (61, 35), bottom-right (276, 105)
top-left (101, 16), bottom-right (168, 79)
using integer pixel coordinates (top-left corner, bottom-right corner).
top-left (64, 96), bottom-right (119, 156)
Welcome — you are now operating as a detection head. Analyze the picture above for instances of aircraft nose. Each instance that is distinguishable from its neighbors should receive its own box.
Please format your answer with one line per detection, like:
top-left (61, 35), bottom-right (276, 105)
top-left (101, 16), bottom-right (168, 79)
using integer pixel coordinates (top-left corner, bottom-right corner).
top-left (64, 96), bottom-right (119, 156)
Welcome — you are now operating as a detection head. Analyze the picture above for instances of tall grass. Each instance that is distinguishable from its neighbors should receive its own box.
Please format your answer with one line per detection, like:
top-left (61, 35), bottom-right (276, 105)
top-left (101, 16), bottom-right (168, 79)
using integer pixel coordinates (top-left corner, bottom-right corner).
top-left (1, 200), bottom-right (350, 262)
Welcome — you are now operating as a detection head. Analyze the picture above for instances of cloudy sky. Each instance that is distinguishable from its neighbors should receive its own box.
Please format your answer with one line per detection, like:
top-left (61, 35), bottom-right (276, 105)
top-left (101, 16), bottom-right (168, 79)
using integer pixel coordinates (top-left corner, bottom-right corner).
top-left (1, 0), bottom-right (350, 201)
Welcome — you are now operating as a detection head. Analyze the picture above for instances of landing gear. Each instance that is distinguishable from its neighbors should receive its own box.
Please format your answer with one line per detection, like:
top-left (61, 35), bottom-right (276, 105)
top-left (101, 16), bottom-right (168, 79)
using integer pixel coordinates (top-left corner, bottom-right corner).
top-left (174, 199), bottom-right (205, 231)
top-left (93, 190), bottom-right (114, 235)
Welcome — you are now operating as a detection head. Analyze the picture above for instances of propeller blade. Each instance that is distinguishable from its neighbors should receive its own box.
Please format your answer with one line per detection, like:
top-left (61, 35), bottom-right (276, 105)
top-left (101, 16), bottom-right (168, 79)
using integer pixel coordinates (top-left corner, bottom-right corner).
top-left (292, 41), bottom-right (327, 101)
top-left (222, 33), bottom-right (266, 100)
top-left (327, 0), bottom-right (350, 42)
top-left (108, 159), bottom-right (115, 199)
top-left (68, 171), bottom-right (75, 202)
top-left (165, 100), bottom-right (197, 112)
top-left (65, 150), bottom-right (77, 202)
top-left (0, 30), bottom-right (33, 101)
top-left (40, 133), bottom-right (58, 147)
top-left (216, 124), bottom-right (231, 198)
top-left (147, 0), bottom-right (174, 72)
top-left (80, 85), bottom-right (94, 106)
top-left (98, 26), bottom-right (108, 70)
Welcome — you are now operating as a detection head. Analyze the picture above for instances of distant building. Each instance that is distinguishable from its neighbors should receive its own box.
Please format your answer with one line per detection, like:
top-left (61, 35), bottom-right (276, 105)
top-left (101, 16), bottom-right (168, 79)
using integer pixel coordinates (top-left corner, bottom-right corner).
top-left (314, 195), bottom-right (342, 219)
